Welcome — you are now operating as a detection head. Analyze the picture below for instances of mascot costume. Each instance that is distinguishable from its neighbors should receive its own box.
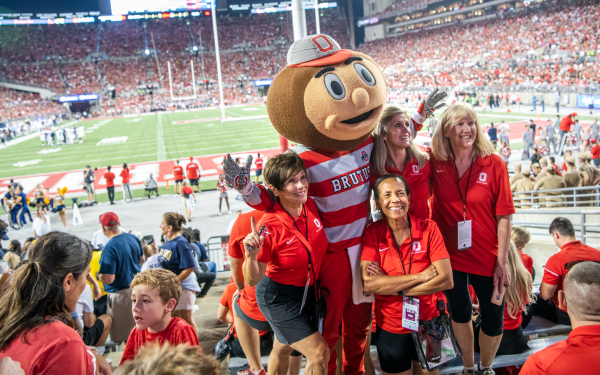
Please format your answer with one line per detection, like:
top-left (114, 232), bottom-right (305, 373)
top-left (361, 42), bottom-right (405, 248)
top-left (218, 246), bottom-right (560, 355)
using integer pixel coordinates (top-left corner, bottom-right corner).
top-left (225, 34), bottom-right (445, 374)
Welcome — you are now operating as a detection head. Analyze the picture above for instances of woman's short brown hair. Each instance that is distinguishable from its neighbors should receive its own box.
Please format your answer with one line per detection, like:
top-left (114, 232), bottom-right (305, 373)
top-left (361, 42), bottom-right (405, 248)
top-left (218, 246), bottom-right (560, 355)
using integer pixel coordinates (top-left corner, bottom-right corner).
top-left (263, 152), bottom-right (306, 191)
top-left (130, 269), bottom-right (182, 305)
top-left (163, 212), bottom-right (186, 233)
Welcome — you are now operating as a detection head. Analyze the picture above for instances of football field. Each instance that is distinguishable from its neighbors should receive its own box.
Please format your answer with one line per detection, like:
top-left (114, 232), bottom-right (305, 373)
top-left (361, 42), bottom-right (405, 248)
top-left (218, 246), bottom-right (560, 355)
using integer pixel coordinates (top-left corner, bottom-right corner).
top-left (0, 104), bottom-right (278, 179)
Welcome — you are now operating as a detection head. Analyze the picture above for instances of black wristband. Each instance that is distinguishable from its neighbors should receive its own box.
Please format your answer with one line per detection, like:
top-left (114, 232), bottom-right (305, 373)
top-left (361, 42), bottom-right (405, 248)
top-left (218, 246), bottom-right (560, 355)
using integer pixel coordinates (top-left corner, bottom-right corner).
top-left (397, 290), bottom-right (403, 297)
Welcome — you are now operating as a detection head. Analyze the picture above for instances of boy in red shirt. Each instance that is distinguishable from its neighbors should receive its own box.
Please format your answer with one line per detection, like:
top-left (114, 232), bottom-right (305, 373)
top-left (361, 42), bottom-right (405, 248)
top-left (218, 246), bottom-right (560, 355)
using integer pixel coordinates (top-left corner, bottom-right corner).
top-left (173, 160), bottom-right (185, 195)
top-left (104, 166), bottom-right (116, 205)
top-left (533, 217), bottom-right (600, 325)
top-left (186, 156), bottom-right (201, 193)
top-left (120, 269), bottom-right (200, 365)
top-left (591, 139), bottom-right (600, 167)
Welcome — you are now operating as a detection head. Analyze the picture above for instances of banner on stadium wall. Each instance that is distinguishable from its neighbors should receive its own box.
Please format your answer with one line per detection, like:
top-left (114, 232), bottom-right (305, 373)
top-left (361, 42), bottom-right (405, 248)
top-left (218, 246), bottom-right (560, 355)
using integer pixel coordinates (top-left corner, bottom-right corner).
top-left (577, 94), bottom-right (600, 109)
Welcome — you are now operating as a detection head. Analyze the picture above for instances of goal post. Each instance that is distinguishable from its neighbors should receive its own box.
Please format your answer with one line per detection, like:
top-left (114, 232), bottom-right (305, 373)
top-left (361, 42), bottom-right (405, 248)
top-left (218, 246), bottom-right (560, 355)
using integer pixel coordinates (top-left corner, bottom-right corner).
top-left (167, 60), bottom-right (197, 101)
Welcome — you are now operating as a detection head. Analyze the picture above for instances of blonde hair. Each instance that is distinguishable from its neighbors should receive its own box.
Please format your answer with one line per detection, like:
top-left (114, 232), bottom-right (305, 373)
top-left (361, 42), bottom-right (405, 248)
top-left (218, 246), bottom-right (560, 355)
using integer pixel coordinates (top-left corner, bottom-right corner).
top-left (505, 242), bottom-right (535, 320)
top-left (130, 269), bottom-right (182, 305)
top-left (372, 105), bottom-right (429, 176)
top-left (431, 102), bottom-right (495, 161)
top-left (511, 226), bottom-right (531, 250)
top-left (2, 252), bottom-right (20, 269)
top-left (115, 343), bottom-right (219, 375)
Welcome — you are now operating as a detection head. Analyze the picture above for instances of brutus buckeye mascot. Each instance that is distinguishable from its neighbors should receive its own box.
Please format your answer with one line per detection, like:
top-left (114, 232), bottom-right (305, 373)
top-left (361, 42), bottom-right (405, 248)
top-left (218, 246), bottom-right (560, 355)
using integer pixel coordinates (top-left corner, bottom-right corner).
top-left (224, 34), bottom-right (446, 374)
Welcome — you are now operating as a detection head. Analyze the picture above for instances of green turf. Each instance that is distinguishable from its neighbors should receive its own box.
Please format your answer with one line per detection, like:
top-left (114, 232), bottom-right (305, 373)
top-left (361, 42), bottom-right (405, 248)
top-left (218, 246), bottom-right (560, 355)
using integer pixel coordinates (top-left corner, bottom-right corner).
top-left (0, 105), bottom-right (278, 178)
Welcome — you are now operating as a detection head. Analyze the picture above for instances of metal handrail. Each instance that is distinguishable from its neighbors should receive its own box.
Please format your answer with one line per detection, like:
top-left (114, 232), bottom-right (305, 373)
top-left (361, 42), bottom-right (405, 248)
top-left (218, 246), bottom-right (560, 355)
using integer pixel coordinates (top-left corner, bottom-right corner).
top-left (513, 185), bottom-right (600, 208)
top-left (512, 209), bottom-right (600, 245)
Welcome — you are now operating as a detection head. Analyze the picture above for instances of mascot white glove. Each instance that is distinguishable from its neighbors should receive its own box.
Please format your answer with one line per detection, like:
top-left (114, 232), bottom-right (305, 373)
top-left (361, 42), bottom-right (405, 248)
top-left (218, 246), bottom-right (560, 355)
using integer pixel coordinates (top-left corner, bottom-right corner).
top-left (223, 154), bottom-right (254, 195)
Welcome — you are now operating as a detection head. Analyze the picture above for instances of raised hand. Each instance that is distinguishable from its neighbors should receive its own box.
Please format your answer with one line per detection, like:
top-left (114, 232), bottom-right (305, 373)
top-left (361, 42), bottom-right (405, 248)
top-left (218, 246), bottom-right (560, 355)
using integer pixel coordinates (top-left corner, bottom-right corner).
top-left (223, 154), bottom-right (253, 194)
top-left (243, 216), bottom-right (265, 254)
top-left (409, 89), bottom-right (447, 135)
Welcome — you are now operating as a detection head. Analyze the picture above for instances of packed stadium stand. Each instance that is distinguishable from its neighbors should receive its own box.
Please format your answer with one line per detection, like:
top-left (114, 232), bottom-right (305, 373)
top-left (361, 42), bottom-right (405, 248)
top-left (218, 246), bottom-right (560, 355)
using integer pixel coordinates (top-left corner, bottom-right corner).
top-left (0, 0), bottom-right (598, 119)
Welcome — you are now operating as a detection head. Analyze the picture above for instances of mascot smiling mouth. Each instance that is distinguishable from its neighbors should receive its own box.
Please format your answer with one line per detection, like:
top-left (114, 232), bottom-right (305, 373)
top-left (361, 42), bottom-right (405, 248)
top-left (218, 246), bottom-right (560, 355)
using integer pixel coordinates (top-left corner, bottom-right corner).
top-left (341, 108), bottom-right (377, 125)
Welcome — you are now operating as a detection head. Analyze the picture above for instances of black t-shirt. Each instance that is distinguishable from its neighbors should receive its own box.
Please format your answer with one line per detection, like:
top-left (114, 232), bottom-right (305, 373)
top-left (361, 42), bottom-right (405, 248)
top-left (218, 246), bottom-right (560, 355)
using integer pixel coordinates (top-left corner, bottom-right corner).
top-left (84, 170), bottom-right (94, 184)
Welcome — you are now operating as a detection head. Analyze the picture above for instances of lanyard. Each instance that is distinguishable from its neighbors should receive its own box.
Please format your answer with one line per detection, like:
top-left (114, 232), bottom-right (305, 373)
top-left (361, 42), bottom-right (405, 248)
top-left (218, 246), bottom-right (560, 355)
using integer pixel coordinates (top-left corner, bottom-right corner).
top-left (388, 215), bottom-right (414, 276)
top-left (453, 156), bottom-right (475, 221)
top-left (282, 204), bottom-right (316, 283)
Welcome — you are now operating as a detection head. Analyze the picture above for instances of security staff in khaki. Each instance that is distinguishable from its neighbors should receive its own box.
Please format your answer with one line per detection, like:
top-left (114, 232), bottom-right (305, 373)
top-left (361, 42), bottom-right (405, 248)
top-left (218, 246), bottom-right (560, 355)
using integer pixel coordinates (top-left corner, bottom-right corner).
top-left (536, 158), bottom-right (549, 181)
top-left (534, 165), bottom-right (567, 207)
top-left (584, 153), bottom-right (599, 185)
top-left (510, 162), bottom-right (523, 185)
top-left (577, 153), bottom-right (597, 206)
top-left (511, 167), bottom-right (536, 209)
top-left (563, 155), bottom-right (582, 205)
top-left (531, 163), bottom-right (542, 180)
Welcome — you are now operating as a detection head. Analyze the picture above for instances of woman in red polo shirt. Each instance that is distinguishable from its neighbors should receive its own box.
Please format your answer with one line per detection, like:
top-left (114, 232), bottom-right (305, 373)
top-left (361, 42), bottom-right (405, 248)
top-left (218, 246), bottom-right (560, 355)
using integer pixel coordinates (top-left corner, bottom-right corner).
top-left (430, 102), bottom-right (515, 375)
top-left (370, 105), bottom-right (431, 220)
top-left (120, 163), bottom-right (133, 202)
top-left (243, 152), bottom-right (329, 374)
top-left (361, 175), bottom-right (453, 374)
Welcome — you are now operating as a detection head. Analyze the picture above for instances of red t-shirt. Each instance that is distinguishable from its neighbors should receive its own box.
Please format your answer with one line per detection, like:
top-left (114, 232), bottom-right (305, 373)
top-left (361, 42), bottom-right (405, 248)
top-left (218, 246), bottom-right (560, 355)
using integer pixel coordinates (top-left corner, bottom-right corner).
top-left (521, 325), bottom-right (600, 375)
top-left (217, 179), bottom-right (228, 193)
top-left (370, 157), bottom-right (431, 220)
top-left (186, 162), bottom-right (200, 179)
top-left (559, 116), bottom-right (574, 132)
top-left (256, 198), bottom-right (328, 287)
top-left (104, 171), bottom-right (115, 187)
top-left (120, 317), bottom-right (200, 365)
top-left (503, 251), bottom-right (533, 330)
top-left (591, 145), bottom-right (600, 159)
top-left (361, 216), bottom-right (449, 334)
top-left (173, 165), bottom-right (184, 180)
top-left (228, 210), bottom-right (267, 322)
top-left (542, 240), bottom-right (600, 311)
top-left (255, 158), bottom-right (264, 170)
top-left (552, 163), bottom-right (562, 176)
top-left (430, 154), bottom-right (515, 277)
top-left (220, 283), bottom-right (269, 338)
top-left (0, 321), bottom-right (96, 375)
top-left (120, 168), bottom-right (130, 183)
top-left (181, 186), bottom-right (193, 196)
top-left (520, 251), bottom-right (533, 274)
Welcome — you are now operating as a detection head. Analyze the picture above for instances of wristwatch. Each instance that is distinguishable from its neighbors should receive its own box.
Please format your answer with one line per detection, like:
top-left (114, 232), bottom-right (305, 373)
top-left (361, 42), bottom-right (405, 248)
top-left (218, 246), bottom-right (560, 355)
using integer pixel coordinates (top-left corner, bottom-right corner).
top-left (87, 346), bottom-right (98, 352)
top-left (397, 290), bottom-right (403, 297)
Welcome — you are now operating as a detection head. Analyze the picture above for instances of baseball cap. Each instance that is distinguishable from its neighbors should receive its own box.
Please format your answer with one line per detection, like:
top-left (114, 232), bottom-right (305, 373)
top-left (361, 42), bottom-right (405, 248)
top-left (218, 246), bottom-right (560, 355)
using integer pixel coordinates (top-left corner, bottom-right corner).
top-left (577, 153), bottom-right (586, 160)
top-left (288, 34), bottom-right (353, 67)
top-left (0, 227), bottom-right (8, 241)
top-left (547, 165), bottom-right (555, 172)
top-left (190, 156), bottom-right (194, 161)
top-left (521, 166), bottom-right (531, 175)
top-left (571, 112), bottom-right (578, 117)
top-left (592, 139), bottom-right (598, 144)
top-left (99, 212), bottom-right (120, 227)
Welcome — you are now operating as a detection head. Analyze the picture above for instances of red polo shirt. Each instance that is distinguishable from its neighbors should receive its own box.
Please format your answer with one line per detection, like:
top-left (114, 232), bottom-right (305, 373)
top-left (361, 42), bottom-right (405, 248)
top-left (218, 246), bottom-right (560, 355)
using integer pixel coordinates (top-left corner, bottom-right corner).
top-left (220, 283), bottom-right (269, 338)
top-left (255, 158), bottom-right (264, 170)
top-left (591, 145), bottom-right (600, 159)
top-left (104, 171), bottom-right (115, 187)
top-left (120, 168), bottom-right (130, 183)
top-left (370, 157), bottom-right (431, 220)
top-left (520, 251), bottom-right (533, 274)
top-left (559, 116), bottom-right (574, 132)
top-left (173, 165), bottom-right (184, 180)
top-left (520, 325), bottom-right (600, 375)
top-left (256, 198), bottom-right (328, 287)
top-left (229, 210), bottom-right (267, 322)
top-left (361, 215), bottom-right (449, 335)
top-left (503, 250), bottom-right (534, 330)
top-left (430, 154), bottom-right (515, 276)
top-left (186, 162), bottom-right (200, 179)
top-left (542, 240), bottom-right (600, 311)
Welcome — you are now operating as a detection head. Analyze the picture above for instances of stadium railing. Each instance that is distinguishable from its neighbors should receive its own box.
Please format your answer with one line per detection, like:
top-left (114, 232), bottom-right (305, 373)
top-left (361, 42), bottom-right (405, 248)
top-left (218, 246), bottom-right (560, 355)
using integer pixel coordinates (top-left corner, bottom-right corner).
top-left (206, 235), bottom-right (231, 272)
top-left (512, 185), bottom-right (600, 210)
top-left (511, 208), bottom-right (600, 245)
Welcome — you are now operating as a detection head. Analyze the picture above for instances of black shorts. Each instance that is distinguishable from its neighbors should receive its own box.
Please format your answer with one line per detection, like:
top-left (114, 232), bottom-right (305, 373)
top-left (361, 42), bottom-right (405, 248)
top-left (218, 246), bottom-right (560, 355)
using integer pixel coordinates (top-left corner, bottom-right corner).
top-left (375, 327), bottom-right (419, 373)
top-left (189, 178), bottom-right (199, 186)
top-left (255, 276), bottom-right (317, 345)
top-left (234, 295), bottom-right (303, 357)
top-left (230, 333), bottom-right (274, 358)
top-left (474, 320), bottom-right (529, 355)
top-left (255, 169), bottom-right (262, 177)
top-left (82, 319), bottom-right (105, 346)
top-left (444, 270), bottom-right (504, 337)
top-left (174, 179), bottom-right (183, 183)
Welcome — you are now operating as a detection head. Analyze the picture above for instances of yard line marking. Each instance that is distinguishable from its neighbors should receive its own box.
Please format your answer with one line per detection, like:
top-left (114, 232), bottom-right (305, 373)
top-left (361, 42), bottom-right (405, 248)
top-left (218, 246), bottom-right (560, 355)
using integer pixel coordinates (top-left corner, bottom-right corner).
top-left (157, 113), bottom-right (166, 161)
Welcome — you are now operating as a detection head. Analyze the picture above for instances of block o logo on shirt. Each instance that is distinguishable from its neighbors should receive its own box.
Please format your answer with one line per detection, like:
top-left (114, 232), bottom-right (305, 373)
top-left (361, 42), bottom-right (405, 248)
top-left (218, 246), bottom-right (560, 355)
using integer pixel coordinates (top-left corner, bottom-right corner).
top-left (361, 151), bottom-right (369, 163)
top-left (479, 172), bottom-right (487, 183)
top-left (312, 36), bottom-right (334, 53)
top-left (412, 165), bottom-right (419, 173)
top-left (412, 241), bottom-right (422, 252)
top-left (314, 219), bottom-right (322, 228)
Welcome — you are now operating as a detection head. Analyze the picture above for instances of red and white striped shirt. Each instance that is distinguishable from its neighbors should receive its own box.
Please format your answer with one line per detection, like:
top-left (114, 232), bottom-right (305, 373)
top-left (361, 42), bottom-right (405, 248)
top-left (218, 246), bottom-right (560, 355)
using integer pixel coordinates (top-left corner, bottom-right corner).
top-left (244, 137), bottom-right (373, 252)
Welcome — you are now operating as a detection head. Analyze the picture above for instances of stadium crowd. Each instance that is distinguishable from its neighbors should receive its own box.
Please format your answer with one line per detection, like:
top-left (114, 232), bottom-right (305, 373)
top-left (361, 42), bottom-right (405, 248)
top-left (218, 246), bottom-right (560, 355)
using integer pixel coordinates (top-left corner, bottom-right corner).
top-left (0, 98), bottom-right (600, 375)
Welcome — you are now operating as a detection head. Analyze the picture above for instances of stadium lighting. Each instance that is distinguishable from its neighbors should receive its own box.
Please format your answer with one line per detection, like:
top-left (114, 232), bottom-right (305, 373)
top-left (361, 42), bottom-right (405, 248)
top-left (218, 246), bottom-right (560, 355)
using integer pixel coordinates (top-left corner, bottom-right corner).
top-left (145, 49), bottom-right (150, 55)
top-left (193, 46), bottom-right (198, 51)
top-left (205, 10), bottom-right (211, 16)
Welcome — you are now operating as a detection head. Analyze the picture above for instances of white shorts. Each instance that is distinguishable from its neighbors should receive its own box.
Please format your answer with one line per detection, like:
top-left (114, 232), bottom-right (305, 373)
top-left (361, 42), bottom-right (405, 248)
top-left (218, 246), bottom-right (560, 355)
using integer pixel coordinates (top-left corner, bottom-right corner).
top-left (219, 192), bottom-right (228, 198)
top-left (175, 289), bottom-right (196, 311)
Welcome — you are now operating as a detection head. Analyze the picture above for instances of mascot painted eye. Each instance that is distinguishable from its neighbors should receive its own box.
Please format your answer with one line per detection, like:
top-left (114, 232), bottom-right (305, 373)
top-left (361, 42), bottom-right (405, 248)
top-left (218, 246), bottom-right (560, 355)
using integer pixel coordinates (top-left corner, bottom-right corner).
top-left (353, 63), bottom-right (375, 87)
top-left (324, 73), bottom-right (346, 100)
